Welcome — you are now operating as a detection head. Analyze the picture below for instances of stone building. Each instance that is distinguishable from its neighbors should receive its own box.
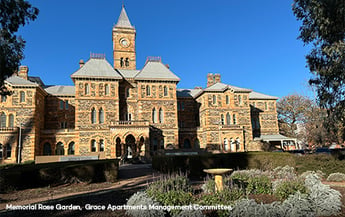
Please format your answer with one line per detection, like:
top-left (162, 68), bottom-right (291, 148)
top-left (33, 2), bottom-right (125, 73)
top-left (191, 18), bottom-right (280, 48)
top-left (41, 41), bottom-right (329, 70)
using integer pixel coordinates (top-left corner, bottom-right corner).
top-left (0, 6), bottom-right (281, 164)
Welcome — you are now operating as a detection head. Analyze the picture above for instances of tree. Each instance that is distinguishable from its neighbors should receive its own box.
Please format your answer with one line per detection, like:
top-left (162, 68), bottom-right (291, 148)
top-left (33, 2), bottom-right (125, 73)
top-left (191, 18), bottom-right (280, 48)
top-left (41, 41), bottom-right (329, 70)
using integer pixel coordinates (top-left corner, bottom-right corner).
top-left (292, 0), bottom-right (345, 142)
top-left (0, 0), bottom-right (39, 95)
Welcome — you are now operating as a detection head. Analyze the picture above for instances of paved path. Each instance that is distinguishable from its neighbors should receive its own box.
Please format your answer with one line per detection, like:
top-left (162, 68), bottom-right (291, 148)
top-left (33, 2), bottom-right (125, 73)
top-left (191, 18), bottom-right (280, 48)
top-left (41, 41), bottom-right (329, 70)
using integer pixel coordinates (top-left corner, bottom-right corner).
top-left (0, 164), bottom-right (159, 217)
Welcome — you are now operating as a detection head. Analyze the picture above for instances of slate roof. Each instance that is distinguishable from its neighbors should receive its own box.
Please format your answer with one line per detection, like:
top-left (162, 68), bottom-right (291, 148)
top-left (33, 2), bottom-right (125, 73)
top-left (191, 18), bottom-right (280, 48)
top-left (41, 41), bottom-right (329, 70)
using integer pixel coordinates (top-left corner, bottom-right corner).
top-left (249, 91), bottom-right (278, 100)
top-left (115, 7), bottom-right (134, 28)
top-left (71, 58), bottom-right (122, 79)
top-left (177, 89), bottom-right (203, 98)
top-left (116, 69), bottom-right (140, 79)
top-left (5, 75), bottom-right (39, 87)
top-left (45, 85), bottom-right (75, 96)
top-left (134, 61), bottom-right (180, 82)
top-left (28, 76), bottom-right (45, 87)
top-left (204, 82), bottom-right (251, 93)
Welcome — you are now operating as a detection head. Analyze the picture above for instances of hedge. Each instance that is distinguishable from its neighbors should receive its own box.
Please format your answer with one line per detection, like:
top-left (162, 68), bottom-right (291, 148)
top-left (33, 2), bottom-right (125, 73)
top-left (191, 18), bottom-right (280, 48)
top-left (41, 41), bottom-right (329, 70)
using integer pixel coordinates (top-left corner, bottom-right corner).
top-left (0, 159), bottom-right (119, 192)
top-left (152, 152), bottom-right (345, 179)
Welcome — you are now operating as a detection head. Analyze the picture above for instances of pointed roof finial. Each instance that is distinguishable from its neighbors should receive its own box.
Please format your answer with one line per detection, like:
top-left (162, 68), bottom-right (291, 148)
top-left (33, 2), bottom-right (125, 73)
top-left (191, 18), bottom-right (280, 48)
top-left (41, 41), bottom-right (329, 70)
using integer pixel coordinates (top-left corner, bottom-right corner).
top-left (115, 5), bottom-right (134, 28)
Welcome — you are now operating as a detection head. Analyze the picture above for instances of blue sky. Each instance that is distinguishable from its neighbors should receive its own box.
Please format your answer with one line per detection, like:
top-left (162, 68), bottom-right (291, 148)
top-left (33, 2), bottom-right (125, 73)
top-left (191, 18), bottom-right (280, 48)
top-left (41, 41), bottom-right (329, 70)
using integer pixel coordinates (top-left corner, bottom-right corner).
top-left (19, 0), bottom-right (312, 98)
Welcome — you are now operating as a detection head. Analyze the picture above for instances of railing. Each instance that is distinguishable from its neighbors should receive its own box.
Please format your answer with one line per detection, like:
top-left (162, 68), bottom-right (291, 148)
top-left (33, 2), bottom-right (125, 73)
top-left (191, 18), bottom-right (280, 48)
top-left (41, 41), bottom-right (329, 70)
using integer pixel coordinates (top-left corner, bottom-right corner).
top-left (0, 127), bottom-right (17, 132)
top-left (110, 120), bottom-right (150, 127)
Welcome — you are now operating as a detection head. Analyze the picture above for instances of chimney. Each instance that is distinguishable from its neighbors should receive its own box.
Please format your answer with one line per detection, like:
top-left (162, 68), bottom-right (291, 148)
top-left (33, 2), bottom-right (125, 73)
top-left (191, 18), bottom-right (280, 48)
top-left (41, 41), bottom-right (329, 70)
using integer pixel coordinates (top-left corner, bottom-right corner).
top-left (18, 66), bottom-right (28, 80)
top-left (79, 59), bottom-right (85, 68)
top-left (214, 73), bottom-right (221, 83)
top-left (195, 86), bottom-right (203, 89)
top-left (207, 73), bottom-right (214, 87)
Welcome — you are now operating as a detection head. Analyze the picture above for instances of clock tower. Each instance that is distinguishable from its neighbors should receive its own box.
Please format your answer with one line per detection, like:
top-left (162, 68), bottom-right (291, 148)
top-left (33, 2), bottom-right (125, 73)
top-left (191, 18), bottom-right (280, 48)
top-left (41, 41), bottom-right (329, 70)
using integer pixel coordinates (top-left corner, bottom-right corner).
top-left (113, 6), bottom-right (136, 70)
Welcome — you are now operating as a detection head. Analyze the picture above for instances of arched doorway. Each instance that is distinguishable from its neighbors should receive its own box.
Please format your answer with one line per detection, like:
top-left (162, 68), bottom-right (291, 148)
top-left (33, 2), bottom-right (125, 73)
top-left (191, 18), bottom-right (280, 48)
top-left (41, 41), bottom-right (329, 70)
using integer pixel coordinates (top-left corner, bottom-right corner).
top-left (125, 134), bottom-right (136, 159)
top-left (183, 138), bottom-right (191, 149)
top-left (43, 142), bottom-right (52, 155)
top-left (138, 136), bottom-right (145, 155)
top-left (116, 137), bottom-right (121, 157)
top-left (68, 142), bottom-right (75, 155)
top-left (55, 142), bottom-right (64, 155)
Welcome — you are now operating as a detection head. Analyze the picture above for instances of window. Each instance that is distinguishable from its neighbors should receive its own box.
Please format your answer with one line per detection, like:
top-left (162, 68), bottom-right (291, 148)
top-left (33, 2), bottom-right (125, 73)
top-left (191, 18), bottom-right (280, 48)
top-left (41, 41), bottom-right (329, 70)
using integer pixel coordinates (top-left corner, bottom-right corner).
top-left (60, 122), bottom-right (67, 129)
top-left (238, 95), bottom-right (242, 105)
top-left (233, 114), bottom-right (237, 125)
top-left (159, 108), bottom-right (164, 123)
top-left (43, 143), bottom-right (51, 155)
top-left (0, 112), bottom-right (6, 128)
top-left (126, 113), bottom-right (132, 121)
top-left (152, 108), bottom-right (157, 123)
top-left (65, 100), bottom-right (69, 109)
top-left (0, 144), bottom-right (2, 159)
top-left (221, 114), bottom-right (224, 125)
top-left (213, 95), bottom-right (216, 104)
top-left (1, 95), bottom-right (6, 103)
top-left (226, 112), bottom-right (231, 125)
top-left (181, 102), bottom-right (185, 111)
top-left (126, 87), bottom-right (130, 98)
top-left (8, 114), bottom-right (14, 128)
top-left (265, 102), bottom-right (268, 110)
top-left (20, 91), bottom-right (25, 102)
top-left (226, 95), bottom-right (229, 105)
top-left (120, 57), bottom-right (124, 67)
top-left (99, 139), bottom-right (104, 152)
top-left (6, 144), bottom-right (11, 158)
top-left (59, 100), bottom-right (64, 109)
top-left (99, 108), bottom-right (104, 124)
top-left (85, 83), bottom-right (89, 95)
top-left (91, 108), bottom-right (96, 124)
top-left (125, 58), bottom-right (129, 67)
top-left (91, 140), bottom-right (96, 152)
top-left (68, 142), bottom-right (75, 155)
top-left (146, 85), bottom-right (151, 96)
top-left (105, 84), bottom-right (109, 95)
top-left (55, 142), bottom-right (64, 155)
top-left (164, 86), bottom-right (168, 96)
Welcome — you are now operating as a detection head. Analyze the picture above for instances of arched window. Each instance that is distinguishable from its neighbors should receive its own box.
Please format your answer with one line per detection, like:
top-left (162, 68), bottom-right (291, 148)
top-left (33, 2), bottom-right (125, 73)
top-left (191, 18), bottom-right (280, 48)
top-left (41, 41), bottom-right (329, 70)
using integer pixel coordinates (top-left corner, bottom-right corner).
top-left (91, 108), bottom-right (96, 124)
top-left (85, 83), bottom-right (89, 95)
top-left (91, 140), bottom-right (96, 152)
top-left (213, 95), bottom-right (216, 104)
top-left (226, 112), bottom-right (231, 125)
top-left (120, 57), bottom-right (124, 67)
top-left (20, 91), bottom-right (25, 102)
top-left (1, 95), bottom-right (6, 102)
top-left (99, 139), bottom-right (104, 152)
top-left (6, 144), bottom-right (11, 158)
top-left (0, 112), bottom-right (6, 128)
top-left (43, 143), bottom-right (51, 155)
top-left (105, 84), bottom-right (109, 95)
top-left (59, 100), bottom-right (64, 109)
top-left (238, 95), bottom-right (242, 105)
top-left (65, 100), bottom-right (69, 109)
top-left (220, 114), bottom-right (224, 125)
top-left (0, 144), bottom-right (2, 159)
top-left (152, 108), bottom-right (157, 123)
top-left (8, 114), bottom-right (14, 128)
top-left (164, 86), bottom-right (168, 96)
top-left (226, 95), bottom-right (229, 105)
top-left (159, 108), bottom-right (164, 123)
top-left (68, 142), bottom-right (75, 155)
top-left (265, 102), bottom-right (268, 110)
top-left (126, 87), bottom-right (130, 98)
top-left (146, 85), bottom-right (151, 96)
top-left (116, 137), bottom-right (121, 157)
top-left (99, 108), bottom-right (104, 124)
top-left (55, 142), bottom-right (64, 155)
top-left (125, 58), bottom-right (129, 67)
top-left (233, 114), bottom-right (237, 125)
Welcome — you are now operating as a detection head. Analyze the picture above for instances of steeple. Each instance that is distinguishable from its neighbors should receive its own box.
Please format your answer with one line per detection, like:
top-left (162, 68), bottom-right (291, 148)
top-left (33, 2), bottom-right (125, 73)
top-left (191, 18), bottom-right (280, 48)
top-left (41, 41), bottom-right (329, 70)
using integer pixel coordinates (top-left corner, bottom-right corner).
top-left (115, 6), bottom-right (134, 29)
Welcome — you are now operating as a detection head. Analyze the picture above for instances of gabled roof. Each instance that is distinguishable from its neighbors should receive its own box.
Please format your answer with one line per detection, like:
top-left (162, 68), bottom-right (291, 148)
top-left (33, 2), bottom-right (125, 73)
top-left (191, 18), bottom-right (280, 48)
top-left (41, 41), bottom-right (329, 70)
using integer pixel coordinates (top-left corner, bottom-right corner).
top-left (71, 58), bottom-right (122, 79)
top-left (249, 91), bottom-right (278, 100)
top-left (134, 61), bottom-right (180, 82)
top-left (5, 75), bottom-right (39, 87)
top-left (45, 85), bottom-right (75, 96)
top-left (115, 6), bottom-right (134, 28)
top-left (177, 89), bottom-right (203, 98)
top-left (204, 82), bottom-right (251, 93)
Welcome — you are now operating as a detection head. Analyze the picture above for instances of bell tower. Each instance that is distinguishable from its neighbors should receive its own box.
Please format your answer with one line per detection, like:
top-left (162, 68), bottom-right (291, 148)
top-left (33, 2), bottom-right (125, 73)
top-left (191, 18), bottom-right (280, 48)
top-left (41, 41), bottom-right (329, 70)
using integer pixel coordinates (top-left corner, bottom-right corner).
top-left (113, 6), bottom-right (136, 70)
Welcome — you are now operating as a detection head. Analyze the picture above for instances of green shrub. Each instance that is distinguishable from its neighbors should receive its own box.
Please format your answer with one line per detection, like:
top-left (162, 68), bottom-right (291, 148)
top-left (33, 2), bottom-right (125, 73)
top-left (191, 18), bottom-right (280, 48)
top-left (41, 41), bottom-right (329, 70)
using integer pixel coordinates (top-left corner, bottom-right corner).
top-left (146, 174), bottom-right (192, 194)
top-left (326, 172), bottom-right (345, 182)
top-left (299, 170), bottom-right (325, 180)
top-left (272, 165), bottom-right (297, 180)
top-left (201, 177), bottom-right (215, 193)
top-left (246, 175), bottom-right (272, 195)
top-left (273, 179), bottom-right (307, 200)
top-left (281, 192), bottom-right (315, 217)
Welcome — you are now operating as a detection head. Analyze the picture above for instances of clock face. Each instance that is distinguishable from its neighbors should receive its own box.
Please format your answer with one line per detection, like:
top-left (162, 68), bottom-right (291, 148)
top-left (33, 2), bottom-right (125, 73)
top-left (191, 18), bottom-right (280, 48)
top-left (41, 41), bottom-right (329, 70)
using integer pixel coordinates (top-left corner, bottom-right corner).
top-left (120, 38), bottom-right (129, 47)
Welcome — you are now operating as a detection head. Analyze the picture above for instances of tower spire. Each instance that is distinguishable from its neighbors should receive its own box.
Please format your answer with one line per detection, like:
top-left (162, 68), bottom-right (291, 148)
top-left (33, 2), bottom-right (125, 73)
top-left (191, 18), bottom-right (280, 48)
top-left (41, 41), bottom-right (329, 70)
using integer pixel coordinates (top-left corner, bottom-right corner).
top-left (115, 5), bottom-right (133, 28)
